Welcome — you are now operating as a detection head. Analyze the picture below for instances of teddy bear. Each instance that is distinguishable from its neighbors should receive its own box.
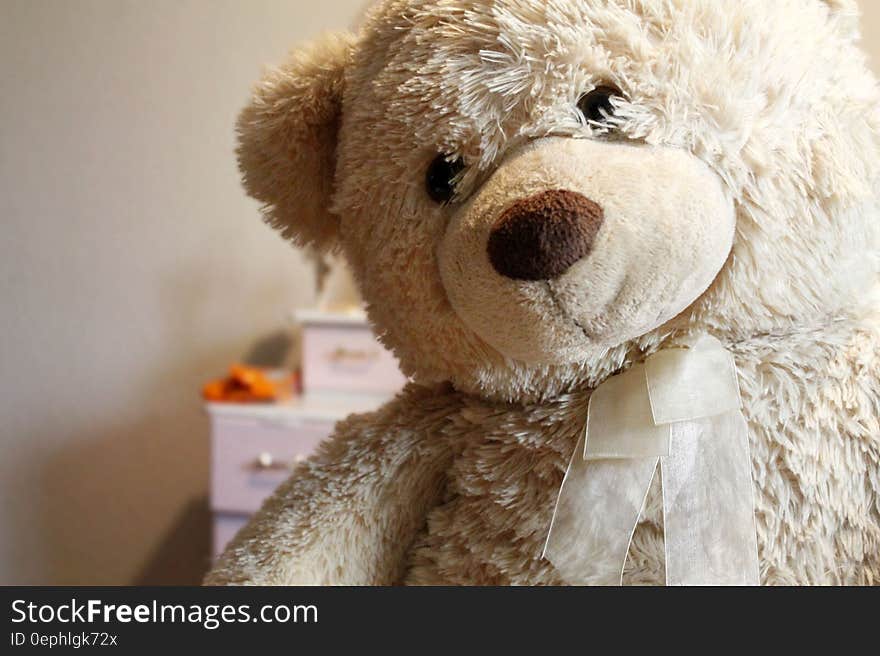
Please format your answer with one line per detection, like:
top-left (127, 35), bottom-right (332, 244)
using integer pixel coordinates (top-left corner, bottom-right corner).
top-left (205, 0), bottom-right (880, 585)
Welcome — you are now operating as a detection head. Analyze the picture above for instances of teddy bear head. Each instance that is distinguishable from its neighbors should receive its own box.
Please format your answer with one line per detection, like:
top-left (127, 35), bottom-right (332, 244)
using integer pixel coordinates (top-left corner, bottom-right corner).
top-left (238, 0), bottom-right (880, 401)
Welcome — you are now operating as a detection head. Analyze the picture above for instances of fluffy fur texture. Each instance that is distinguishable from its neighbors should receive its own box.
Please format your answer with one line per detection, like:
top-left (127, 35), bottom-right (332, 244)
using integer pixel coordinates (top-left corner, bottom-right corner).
top-left (237, 32), bottom-right (354, 251)
top-left (207, 0), bottom-right (880, 585)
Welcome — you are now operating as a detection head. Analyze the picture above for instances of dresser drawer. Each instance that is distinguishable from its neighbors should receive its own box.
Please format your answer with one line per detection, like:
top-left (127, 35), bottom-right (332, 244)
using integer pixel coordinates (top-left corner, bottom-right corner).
top-left (301, 323), bottom-right (406, 395)
top-left (210, 416), bottom-right (332, 514)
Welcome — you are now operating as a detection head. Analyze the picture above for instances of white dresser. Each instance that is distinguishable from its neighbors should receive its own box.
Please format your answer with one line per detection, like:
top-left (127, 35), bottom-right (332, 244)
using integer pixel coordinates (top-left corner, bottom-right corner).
top-left (207, 310), bottom-right (404, 557)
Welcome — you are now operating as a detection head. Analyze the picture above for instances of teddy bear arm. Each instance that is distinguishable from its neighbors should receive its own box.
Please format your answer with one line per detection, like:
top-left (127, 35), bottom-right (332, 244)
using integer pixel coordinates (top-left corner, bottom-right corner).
top-left (204, 388), bottom-right (457, 585)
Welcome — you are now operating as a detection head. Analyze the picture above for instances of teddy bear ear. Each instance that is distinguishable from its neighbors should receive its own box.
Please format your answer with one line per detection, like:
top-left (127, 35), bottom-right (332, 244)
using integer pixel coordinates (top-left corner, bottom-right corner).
top-left (818, 0), bottom-right (861, 40)
top-left (237, 32), bottom-right (355, 251)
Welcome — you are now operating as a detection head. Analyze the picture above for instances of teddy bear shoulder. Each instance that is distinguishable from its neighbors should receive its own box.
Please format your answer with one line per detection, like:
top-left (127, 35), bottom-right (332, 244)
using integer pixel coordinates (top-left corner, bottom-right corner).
top-left (730, 313), bottom-right (880, 583)
top-left (732, 311), bottom-right (880, 432)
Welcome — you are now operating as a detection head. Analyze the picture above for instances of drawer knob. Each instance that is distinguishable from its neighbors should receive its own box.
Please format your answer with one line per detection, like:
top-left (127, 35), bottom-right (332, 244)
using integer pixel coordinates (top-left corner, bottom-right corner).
top-left (254, 452), bottom-right (287, 471)
top-left (253, 452), bottom-right (307, 471)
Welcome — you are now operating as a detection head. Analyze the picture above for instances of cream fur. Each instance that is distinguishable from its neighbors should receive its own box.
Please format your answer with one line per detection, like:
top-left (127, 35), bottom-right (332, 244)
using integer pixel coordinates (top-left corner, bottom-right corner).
top-left (207, 0), bottom-right (880, 586)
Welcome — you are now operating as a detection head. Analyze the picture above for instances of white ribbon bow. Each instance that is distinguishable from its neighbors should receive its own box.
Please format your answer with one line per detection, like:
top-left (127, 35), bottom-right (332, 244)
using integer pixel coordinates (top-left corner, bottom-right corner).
top-left (543, 335), bottom-right (759, 586)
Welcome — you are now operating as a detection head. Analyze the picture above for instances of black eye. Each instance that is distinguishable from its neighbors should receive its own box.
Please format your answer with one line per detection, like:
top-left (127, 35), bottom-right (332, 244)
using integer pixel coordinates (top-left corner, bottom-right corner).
top-left (577, 85), bottom-right (622, 124)
top-left (426, 154), bottom-right (465, 204)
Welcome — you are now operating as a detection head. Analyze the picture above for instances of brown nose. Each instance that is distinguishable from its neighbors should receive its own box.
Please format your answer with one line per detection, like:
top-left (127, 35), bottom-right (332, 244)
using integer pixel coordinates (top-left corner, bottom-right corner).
top-left (487, 189), bottom-right (604, 281)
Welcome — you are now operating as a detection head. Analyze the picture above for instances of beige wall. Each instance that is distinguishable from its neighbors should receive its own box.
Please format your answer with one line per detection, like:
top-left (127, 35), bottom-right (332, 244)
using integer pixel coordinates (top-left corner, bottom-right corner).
top-left (0, 1), bottom-right (878, 585)
top-left (862, 1), bottom-right (880, 70)
top-left (0, 0), bottom-right (367, 584)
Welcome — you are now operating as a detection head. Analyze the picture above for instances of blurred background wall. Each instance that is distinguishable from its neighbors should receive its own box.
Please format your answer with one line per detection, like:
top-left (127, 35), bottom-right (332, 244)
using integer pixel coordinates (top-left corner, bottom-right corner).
top-left (0, 0), bottom-right (368, 585)
top-left (0, 0), bottom-right (878, 585)
top-left (864, 3), bottom-right (880, 70)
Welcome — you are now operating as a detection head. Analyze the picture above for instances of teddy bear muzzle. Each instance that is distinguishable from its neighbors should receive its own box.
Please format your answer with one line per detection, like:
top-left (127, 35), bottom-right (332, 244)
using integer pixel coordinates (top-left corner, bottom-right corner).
top-left (487, 190), bottom-right (604, 281)
top-left (437, 137), bottom-right (736, 364)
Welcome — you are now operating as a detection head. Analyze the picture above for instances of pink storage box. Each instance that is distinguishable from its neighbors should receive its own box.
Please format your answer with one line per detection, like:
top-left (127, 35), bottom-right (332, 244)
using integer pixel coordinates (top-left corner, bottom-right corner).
top-left (296, 309), bottom-right (407, 395)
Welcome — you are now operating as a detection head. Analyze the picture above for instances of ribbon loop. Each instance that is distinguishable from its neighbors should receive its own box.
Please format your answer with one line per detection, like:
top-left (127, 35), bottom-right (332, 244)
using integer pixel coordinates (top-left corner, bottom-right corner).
top-left (645, 335), bottom-right (742, 424)
top-left (584, 363), bottom-right (669, 459)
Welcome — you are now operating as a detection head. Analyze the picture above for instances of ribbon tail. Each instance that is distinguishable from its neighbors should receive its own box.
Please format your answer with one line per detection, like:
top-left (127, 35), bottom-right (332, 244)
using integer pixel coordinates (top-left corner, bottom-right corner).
top-left (661, 410), bottom-right (760, 586)
top-left (544, 432), bottom-right (659, 585)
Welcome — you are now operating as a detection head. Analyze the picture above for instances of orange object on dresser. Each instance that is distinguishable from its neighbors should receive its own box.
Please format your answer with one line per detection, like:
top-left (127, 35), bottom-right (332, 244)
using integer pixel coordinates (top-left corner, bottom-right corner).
top-left (202, 364), bottom-right (294, 403)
